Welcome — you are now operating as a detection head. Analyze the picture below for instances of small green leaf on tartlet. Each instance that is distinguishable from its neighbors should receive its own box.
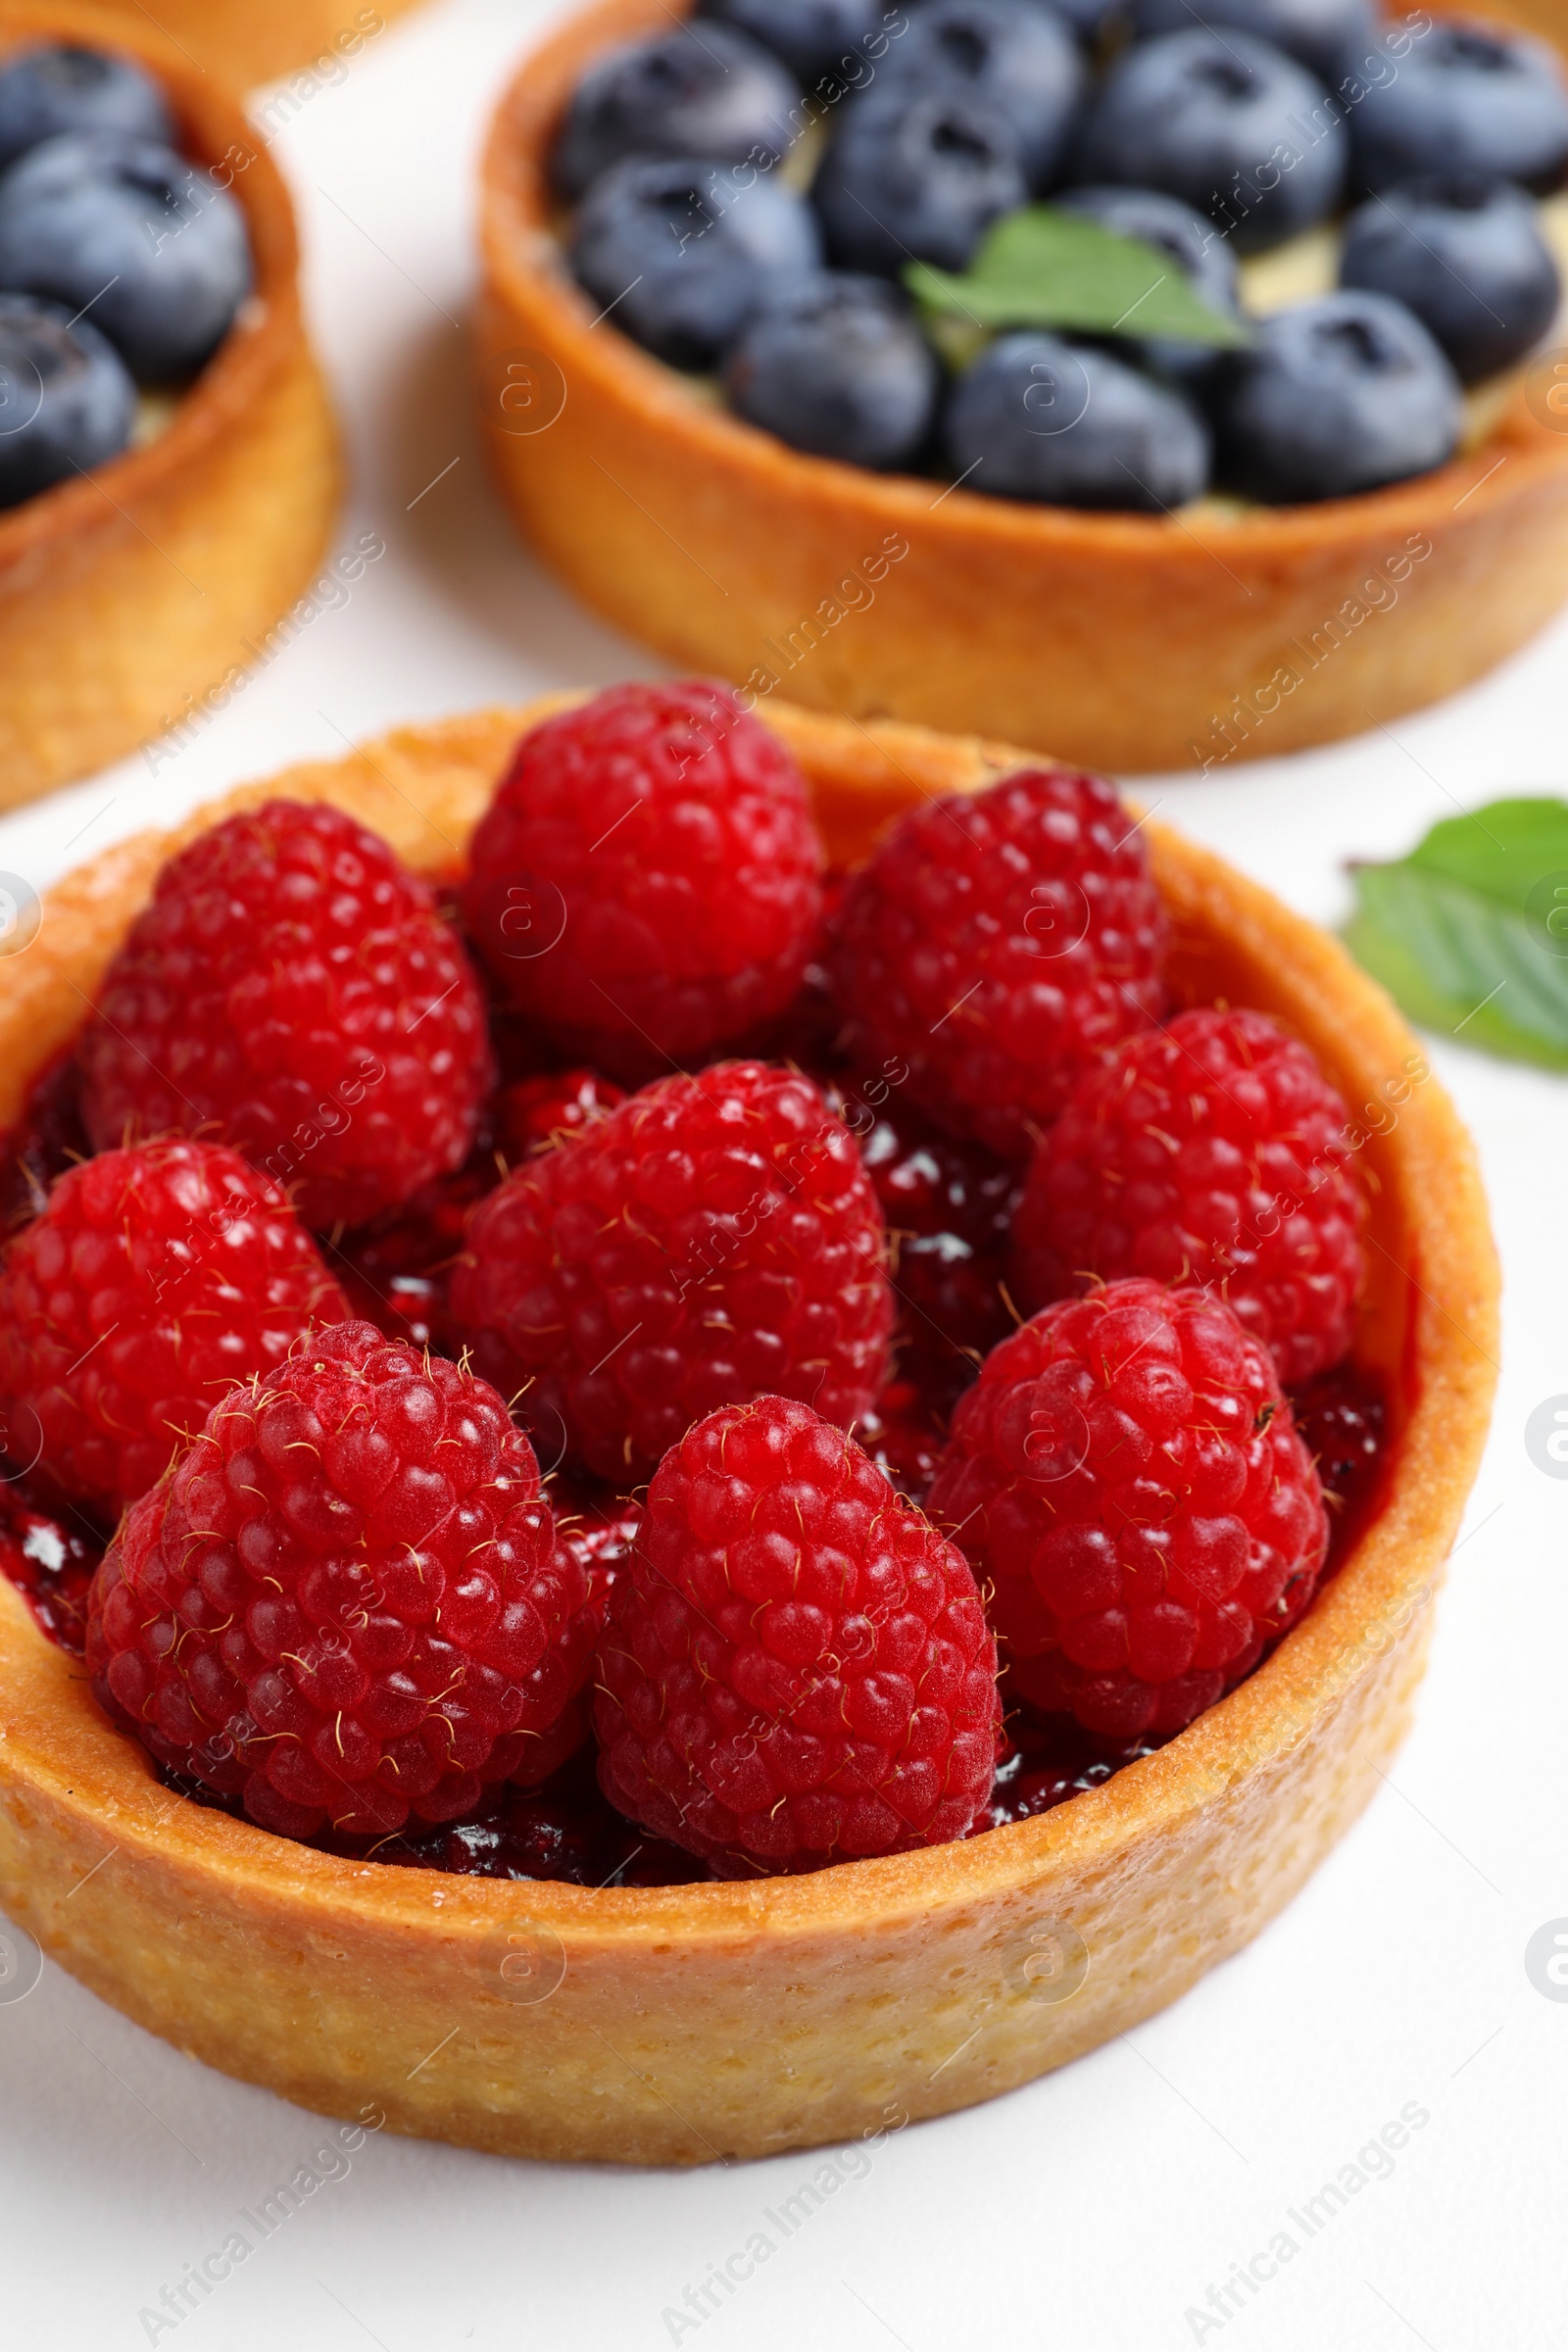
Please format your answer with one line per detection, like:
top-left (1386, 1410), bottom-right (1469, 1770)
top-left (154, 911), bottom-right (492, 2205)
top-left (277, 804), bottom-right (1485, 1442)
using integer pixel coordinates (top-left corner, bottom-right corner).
top-left (904, 207), bottom-right (1250, 348)
top-left (1345, 797), bottom-right (1568, 1071)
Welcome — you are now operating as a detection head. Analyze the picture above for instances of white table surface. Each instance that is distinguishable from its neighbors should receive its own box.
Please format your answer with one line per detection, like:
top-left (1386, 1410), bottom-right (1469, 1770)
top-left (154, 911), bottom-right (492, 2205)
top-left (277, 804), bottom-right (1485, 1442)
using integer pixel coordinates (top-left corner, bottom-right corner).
top-left (1, 4), bottom-right (1564, 2344)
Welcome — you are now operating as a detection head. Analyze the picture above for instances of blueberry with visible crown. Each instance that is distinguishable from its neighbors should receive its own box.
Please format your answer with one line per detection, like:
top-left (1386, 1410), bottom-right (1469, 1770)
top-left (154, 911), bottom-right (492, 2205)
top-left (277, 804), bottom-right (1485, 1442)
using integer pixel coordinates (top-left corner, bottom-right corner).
top-left (0, 134), bottom-right (251, 380)
top-left (725, 272), bottom-right (940, 466)
top-left (813, 90), bottom-right (1028, 274)
top-left (870, 0), bottom-right (1086, 188)
top-left (1127, 0), bottom-right (1375, 92)
top-left (0, 42), bottom-right (171, 171)
top-left (1348, 17), bottom-right (1568, 195)
top-left (1212, 290), bottom-right (1462, 502)
top-left (1078, 27), bottom-right (1348, 251)
top-left (1340, 173), bottom-right (1559, 383)
top-left (552, 24), bottom-right (802, 203)
top-left (945, 332), bottom-right (1211, 511)
top-left (0, 293), bottom-right (133, 508)
top-left (571, 157), bottom-right (821, 369)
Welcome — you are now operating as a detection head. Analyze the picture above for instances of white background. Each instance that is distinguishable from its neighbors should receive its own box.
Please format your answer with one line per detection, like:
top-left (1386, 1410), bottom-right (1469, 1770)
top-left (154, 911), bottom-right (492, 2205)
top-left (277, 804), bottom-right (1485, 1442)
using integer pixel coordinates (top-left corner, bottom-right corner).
top-left (1, 3), bottom-right (1565, 2344)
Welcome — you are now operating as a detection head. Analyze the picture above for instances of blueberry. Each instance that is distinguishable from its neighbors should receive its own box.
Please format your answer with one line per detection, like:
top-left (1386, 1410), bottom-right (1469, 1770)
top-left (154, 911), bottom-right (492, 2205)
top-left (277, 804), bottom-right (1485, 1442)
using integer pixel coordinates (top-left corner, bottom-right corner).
top-left (0, 43), bottom-right (172, 171)
top-left (1340, 173), bottom-right (1559, 384)
top-left (696, 0), bottom-right (895, 86)
top-left (552, 25), bottom-right (802, 203)
top-left (945, 330), bottom-right (1211, 508)
top-left (1212, 290), bottom-right (1462, 501)
top-left (870, 0), bottom-right (1086, 187)
top-left (1078, 28), bottom-right (1348, 251)
top-left (1348, 19), bottom-right (1568, 197)
top-left (814, 91), bottom-right (1028, 273)
top-left (1126, 0), bottom-right (1374, 93)
top-left (1055, 182), bottom-right (1241, 383)
top-left (0, 293), bottom-right (134, 509)
top-left (571, 157), bottom-right (822, 370)
top-left (725, 272), bottom-right (941, 465)
top-left (0, 135), bottom-right (251, 382)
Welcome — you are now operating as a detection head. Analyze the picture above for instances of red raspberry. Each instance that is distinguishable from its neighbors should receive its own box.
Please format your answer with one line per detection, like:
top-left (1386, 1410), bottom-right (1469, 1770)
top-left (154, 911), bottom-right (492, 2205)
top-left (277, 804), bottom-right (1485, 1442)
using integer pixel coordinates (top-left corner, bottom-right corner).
top-left (494, 1069), bottom-right (625, 1162)
top-left (449, 1061), bottom-right (894, 1483)
top-left (831, 766), bottom-right (1167, 1161)
top-left (593, 1396), bottom-right (1000, 1874)
top-left (927, 1279), bottom-right (1328, 1742)
top-left (460, 682), bottom-right (825, 1078)
top-left (1012, 1008), bottom-right (1365, 1384)
top-left (0, 1140), bottom-right (348, 1518)
top-left (86, 1320), bottom-right (588, 1840)
top-left (76, 801), bottom-right (494, 1231)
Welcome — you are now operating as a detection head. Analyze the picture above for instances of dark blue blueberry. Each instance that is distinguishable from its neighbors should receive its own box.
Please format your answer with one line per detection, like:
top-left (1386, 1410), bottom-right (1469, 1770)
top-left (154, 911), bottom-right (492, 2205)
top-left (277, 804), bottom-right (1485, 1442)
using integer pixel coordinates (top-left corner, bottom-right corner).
top-left (1348, 20), bottom-right (1568, 197)
top-left (696, 0), bottom-right (895, 86)
top-left (1211, 289), bottom-right (1462, 501)
top-left (944, 330), bottom-right (1211, 508)
top-left (814, 91), bottom-right (1028, 273)
top-left (0, 43), bottom-right (172, 171)
top-left (725, 271), bottom-right (940, 465)
top-left (0, 293), bottom-right (134, 509)
top-left (552, 25), bottom-right (802, 203)
top-left (1127, 0), bottom-right (1374, 94)
top-left (1054, 181), bottom-right (1241, 384)
top-left (0, 135), bottom-right (252, 382)
top-left (869, 0), bottom-right (1086, 187)
top-left (571, 157), bottom-right (822, 370)
top-left (1078, 27), bottom-right (1348, 251)
top-left (1340, 173), bottom-right (1559, 384)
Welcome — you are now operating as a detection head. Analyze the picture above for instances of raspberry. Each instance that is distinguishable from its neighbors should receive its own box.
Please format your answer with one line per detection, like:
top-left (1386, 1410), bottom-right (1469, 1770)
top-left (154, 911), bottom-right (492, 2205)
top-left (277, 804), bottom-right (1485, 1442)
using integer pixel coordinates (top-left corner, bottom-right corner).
top-left (86, 1320), bottom-right (589, 1840)
top-left (461, 682), bottom-right (825, 1078)
top-left (76, 801), bottom-right (494, 1230)
top-left (927, 1279), bottom-right (1328, 1741)
top-left (831, 766), bottom-right (1167, 1161)
top-left (449, 1060), bottom-right (894, 1483)
top-left (0, 1140), bottom-right (348, 1517)
top-left (494, 1069), bottom-right (625, 1161)
top-left (1012, 1008), bottom-right (1365, 1384)
top-left (593, 1395), bottom-right (1000, 1874)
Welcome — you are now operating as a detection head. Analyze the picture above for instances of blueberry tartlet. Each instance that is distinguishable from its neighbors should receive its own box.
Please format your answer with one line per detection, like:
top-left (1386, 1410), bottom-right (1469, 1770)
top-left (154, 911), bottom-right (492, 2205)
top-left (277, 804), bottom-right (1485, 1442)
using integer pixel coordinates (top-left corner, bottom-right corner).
top-left (0, 691), bottom-right (1495, 2164)
top-left (479, 0), bottom-right (1568, 771)
top-left (0, 5), bottom-right (339, 808)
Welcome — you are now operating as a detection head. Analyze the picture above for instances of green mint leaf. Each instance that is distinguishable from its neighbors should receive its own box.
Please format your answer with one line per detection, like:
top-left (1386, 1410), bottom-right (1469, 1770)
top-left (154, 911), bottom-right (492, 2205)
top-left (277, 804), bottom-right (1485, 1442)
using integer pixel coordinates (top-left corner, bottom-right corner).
top-left (904, 207), bottom-right (1250, 348)
top-left (1345, 797), bottom-right (1568, 1071)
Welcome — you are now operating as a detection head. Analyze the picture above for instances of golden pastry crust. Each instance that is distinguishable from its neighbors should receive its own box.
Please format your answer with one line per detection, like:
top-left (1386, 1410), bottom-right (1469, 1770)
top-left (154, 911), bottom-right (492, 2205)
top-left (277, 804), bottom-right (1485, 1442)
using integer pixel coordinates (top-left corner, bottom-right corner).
top-left (0, 700), bottom-right (1497, 2165)
top-left (0, 2), bottom-right (342, 810)
top-left (81, 0), bottom-right (422, 90)
top-left (475, 0), bottom-right (1568, 774)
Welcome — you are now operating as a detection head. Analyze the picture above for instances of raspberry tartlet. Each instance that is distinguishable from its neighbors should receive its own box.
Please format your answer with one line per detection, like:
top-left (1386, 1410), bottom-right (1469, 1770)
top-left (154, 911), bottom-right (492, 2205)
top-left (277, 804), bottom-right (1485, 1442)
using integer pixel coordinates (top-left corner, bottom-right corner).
top-left (478, 0), bottom-right (1568, 771)
top-left (0, 2), bottom-right (340, 808)
top-left (0, 695), bottom-right (1496, 2165)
